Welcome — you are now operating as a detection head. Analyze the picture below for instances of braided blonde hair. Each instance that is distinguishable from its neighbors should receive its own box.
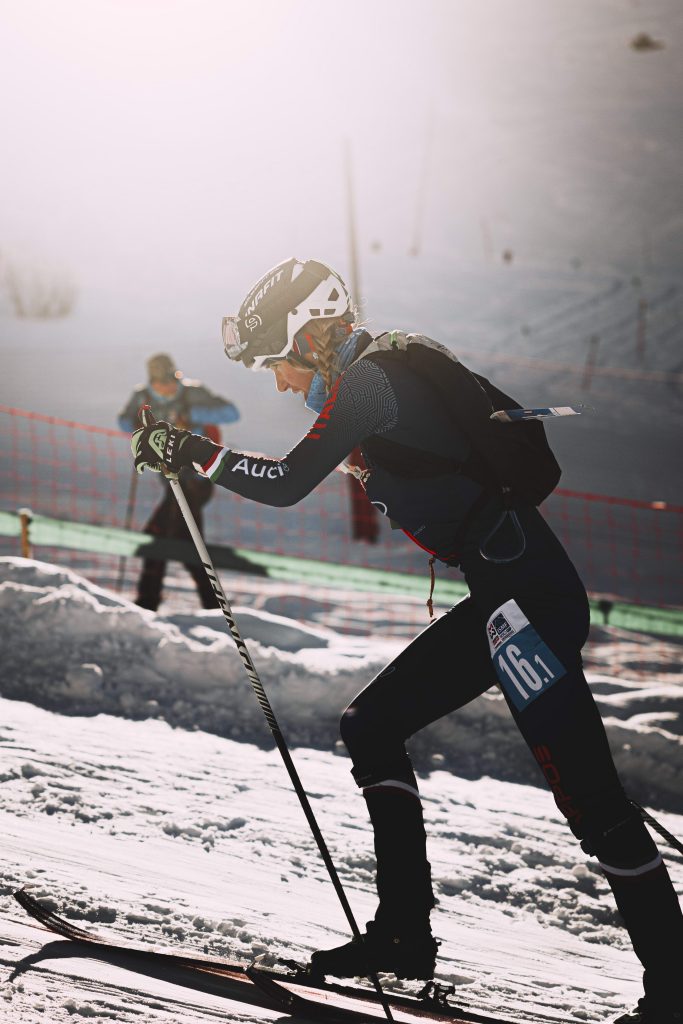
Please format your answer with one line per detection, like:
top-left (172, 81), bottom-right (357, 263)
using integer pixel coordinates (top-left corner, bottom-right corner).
top-left (310, 316), bottom-right (356, 393)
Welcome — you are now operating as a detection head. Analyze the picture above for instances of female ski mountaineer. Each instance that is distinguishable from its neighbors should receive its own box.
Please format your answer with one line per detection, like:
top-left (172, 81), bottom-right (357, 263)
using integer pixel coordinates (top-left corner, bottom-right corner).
top-left (131, 257), bottom-right (683, 1024)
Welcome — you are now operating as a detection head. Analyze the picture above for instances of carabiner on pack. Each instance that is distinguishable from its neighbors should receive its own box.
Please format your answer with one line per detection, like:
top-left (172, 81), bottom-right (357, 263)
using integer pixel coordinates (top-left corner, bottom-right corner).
top-left (479, 508), bottom-right (527, 564)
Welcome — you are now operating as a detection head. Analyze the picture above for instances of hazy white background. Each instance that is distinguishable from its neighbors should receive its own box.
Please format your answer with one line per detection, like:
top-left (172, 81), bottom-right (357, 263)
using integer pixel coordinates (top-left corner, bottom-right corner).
top-left (1, 0), bottom-right (682, 494)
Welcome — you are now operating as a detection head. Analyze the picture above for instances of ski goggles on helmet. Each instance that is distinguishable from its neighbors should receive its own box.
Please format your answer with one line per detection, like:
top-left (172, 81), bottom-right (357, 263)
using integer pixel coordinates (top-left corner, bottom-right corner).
top-left (222, 316), bottom-right (248, 361)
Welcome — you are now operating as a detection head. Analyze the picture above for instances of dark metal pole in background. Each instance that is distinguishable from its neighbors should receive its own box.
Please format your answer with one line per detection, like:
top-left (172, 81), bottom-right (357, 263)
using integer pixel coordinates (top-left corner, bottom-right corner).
top-left (344, 138), bottom-right (362, 316)
top-left (115, 468), bottom-right (139, 592)
top-left (343, 142), bottom-right (381, 542)
top-left (409, 105), bottom-right (435, 258)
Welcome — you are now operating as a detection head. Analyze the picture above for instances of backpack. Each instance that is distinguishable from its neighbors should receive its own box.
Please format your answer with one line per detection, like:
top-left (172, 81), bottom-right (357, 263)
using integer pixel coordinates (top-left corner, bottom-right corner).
top-left (356, 331), bottom-right (561, 506)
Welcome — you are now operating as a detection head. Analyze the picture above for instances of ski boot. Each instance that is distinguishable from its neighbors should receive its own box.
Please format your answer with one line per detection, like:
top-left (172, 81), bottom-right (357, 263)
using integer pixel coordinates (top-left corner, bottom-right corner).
top-left (612, 997), bottom-right (682, 1023)
top-left (309, 919), bottom-right (438, 981)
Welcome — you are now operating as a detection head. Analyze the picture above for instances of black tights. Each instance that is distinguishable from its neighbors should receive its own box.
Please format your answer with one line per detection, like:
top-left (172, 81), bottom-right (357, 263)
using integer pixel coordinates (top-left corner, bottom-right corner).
top-left (340, 507), bottom-right (683, 1002)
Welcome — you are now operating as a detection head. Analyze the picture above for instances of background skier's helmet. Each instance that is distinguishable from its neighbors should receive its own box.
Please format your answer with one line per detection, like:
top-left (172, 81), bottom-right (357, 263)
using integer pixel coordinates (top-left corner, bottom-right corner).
top-left (147, 353), bottom-right (178, 382)
top-left (222, 257), bottom-right (352, 371)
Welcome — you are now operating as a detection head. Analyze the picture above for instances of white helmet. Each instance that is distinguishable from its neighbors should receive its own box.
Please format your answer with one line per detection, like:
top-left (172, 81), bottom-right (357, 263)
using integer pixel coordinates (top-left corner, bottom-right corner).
top-left (222, 257), bottom-right (352, 370)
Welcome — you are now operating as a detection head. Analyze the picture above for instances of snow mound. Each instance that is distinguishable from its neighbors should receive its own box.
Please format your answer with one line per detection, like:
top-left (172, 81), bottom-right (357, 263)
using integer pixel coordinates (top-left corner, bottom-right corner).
top-left (2, 557), bottom-right (681, 811)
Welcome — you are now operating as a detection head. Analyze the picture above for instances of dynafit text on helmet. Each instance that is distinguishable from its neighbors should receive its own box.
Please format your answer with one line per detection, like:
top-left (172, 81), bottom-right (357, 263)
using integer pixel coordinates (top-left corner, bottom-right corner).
top-left (131, 257), bottom-right (683, 1024)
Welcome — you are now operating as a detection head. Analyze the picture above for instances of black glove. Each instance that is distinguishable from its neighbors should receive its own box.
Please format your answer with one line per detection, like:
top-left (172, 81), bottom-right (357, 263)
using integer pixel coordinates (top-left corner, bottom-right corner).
top-left (131, 406), bottom-right (219, 477)
top-left (131, 418), bottom-right (192, 477)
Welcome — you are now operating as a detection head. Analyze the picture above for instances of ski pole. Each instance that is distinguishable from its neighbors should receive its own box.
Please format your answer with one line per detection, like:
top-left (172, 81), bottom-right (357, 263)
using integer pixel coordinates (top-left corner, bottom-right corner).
top-left (632, 800), bottom-right (683, 857)
top-left (168, 475), bottom-right (394, 1018)
top-left (115, 468), bottom-right (139, 592)
top-left (154, 454), bottom-right (393, 1018)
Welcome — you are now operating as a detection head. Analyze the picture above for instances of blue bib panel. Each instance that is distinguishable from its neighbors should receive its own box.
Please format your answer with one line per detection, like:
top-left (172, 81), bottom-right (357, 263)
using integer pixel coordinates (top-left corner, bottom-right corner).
top-left (486, 599), bottom-right (566, 712)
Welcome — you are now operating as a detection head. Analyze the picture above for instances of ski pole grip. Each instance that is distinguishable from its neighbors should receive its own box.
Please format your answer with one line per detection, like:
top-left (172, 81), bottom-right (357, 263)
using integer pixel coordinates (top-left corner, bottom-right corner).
top-left (139, 404), bottom-right (156, 428)
top-left (138, 405), bottom-right (177, 479)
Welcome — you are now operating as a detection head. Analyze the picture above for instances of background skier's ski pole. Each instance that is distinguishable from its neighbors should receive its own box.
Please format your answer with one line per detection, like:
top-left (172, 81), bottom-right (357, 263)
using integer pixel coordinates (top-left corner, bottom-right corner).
top-left (115, 468), bottom-right (138, 592)
top-left (162, 468), bottom-right (393, 1020)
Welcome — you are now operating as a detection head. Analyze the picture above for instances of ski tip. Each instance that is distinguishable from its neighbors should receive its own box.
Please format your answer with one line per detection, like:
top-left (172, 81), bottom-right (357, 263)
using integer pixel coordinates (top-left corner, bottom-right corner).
top-left (15, 883), bottom-right (42, 896)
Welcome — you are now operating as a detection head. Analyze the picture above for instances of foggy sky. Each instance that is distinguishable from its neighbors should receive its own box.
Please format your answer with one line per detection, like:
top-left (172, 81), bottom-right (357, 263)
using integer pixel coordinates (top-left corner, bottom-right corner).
top-left (1, 0), bottom-right (681, 311)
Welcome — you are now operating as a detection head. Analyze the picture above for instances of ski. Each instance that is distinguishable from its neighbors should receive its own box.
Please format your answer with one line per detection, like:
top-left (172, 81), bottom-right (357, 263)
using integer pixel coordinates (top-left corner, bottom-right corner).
top-left (247, 965), bottom-right (385, 1022)
top-left (245, 965), bottom-right (496, 1024)
top-left (14, 887), bottom-right (518, 1023)
top-left (15, 886), bottom-right (252, 978)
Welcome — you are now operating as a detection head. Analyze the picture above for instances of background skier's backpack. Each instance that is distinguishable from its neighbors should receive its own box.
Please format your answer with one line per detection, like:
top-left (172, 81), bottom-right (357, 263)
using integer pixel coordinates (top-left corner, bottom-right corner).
top-left (359, 332), bottom-right (561, 506)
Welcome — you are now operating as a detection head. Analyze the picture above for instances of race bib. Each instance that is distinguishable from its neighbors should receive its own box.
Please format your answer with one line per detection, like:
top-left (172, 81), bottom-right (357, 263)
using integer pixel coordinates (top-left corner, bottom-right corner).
top-left (486, 599), bottom-right (566, 711)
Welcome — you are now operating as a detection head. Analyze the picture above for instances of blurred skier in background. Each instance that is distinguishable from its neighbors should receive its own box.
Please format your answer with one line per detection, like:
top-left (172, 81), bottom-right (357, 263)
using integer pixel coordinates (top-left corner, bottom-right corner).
top-left (130, 261), bottom-right (683, 1024)
top-left (119, 352), bottom-right (239, 610)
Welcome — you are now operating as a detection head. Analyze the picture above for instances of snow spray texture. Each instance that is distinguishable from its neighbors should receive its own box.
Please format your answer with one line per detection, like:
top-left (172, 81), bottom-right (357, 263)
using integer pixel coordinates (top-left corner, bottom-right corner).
top-left (487, 599), bottom-right (566, 712)
top-left (359, 333), bottom-right (561, 506)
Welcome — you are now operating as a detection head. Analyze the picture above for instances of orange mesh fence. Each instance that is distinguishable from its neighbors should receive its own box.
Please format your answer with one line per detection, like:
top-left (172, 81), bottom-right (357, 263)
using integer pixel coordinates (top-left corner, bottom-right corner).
top-left (1, 406), bottom-right (682, 631)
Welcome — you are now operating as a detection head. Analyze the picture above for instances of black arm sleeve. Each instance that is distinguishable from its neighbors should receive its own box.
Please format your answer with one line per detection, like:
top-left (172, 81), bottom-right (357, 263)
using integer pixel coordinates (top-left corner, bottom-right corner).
top-left (197, 360), bottom-right (398, 507)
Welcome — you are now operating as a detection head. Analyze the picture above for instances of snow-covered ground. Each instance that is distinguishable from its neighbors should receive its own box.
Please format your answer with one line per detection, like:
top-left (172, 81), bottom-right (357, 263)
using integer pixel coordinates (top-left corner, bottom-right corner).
top-left (1, 557), bottom-right (682, 1024)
